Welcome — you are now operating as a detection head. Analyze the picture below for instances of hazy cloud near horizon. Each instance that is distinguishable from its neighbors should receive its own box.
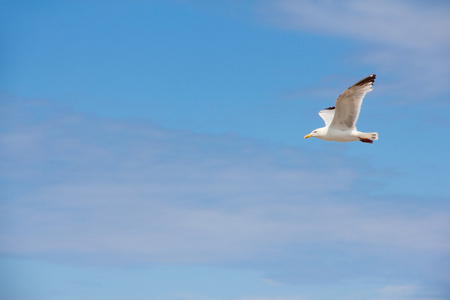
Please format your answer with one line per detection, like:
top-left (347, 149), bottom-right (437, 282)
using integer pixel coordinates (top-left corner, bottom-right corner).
top-left (1, 98), bottom-right (449, 287)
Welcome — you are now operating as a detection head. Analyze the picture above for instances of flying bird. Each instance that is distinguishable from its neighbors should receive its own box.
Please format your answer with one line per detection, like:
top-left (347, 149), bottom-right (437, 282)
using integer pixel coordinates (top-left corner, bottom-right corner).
top-left (304, 74), bottom-right (378, 143)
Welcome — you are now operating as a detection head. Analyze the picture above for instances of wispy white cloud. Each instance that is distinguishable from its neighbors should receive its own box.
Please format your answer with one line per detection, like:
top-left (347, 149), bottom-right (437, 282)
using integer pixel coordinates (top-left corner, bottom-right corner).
top-left (374, 284), bottom-right (441, 300)
top-left (264, 0), bottom-right (450, 49)
top-left (237, 296), bottom-right (306, 300)
top-left (259, 0), bottom-right (450, 100)
top-left (1, 98), bottom-right (449, 294)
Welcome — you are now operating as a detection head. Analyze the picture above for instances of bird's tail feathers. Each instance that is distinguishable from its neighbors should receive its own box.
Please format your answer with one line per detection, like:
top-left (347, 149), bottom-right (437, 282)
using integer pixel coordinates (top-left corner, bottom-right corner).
top-left (359, 132), bottom-right (378, 140)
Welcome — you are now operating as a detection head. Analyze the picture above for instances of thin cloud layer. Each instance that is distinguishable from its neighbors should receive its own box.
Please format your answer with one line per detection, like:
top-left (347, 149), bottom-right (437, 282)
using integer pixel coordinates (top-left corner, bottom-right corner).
top-left (1, 98), bottom-right (449, 292)
top-left (260, 0), bottom-right (450, 99)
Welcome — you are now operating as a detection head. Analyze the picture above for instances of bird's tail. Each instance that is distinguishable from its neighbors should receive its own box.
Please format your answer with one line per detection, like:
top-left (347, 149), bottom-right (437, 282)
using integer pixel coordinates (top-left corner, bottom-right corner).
top-left (359, 132), bottom-right (378, 140)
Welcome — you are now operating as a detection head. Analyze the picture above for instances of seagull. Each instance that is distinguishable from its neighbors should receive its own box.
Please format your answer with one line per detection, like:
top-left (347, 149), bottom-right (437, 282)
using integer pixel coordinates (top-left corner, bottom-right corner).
top-left (304, 74), bottom-right (378, 143)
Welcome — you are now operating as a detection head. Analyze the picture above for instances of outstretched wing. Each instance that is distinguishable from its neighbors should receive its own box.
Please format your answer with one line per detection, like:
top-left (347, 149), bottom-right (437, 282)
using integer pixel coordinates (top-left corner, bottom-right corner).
top-left (318, 106), bottom-right (335, 127)
top-left (330, 74), bottom-right (376, 130)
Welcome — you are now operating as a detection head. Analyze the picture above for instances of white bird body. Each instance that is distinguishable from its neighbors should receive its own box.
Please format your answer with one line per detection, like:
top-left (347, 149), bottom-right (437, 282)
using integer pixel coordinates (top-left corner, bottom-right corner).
top-left (311, 127), bottom-right (360, 142)
top-left (305, 74), bottom-right (378, 144)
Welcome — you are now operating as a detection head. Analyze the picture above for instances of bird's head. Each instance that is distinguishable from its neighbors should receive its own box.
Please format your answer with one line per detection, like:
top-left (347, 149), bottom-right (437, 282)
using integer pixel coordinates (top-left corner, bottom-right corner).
top-left (304, 128), bottom-right (325, 139)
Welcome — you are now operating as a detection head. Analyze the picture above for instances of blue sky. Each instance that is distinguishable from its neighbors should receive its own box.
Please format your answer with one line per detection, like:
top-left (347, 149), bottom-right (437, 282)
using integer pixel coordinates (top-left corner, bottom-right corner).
top-left (1, 1), bottom-right (450, 300)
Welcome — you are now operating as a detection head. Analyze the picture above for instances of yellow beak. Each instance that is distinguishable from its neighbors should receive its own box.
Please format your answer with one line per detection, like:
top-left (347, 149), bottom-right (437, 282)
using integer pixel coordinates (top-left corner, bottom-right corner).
top-left (304, 134), bottom-right (312, 139)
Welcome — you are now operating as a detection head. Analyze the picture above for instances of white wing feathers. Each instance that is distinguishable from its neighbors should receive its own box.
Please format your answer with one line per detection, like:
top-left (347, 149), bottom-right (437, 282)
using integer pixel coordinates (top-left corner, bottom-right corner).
top-left (329, 74), bottom-right (376, 130)
top-left (318, 106), bottom-right (335, 127)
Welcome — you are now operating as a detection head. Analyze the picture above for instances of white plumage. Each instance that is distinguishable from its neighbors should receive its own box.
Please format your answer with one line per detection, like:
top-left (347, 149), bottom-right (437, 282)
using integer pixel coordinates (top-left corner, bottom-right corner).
top-left (305, 74), bottom-right (378, 143)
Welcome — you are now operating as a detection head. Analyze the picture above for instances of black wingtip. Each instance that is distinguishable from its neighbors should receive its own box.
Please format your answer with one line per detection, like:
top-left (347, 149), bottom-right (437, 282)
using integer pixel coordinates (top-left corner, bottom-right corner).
top-left (355, 74), bottom-right (376, 86)
top-left (324, 106), bottom-right (335, 110)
